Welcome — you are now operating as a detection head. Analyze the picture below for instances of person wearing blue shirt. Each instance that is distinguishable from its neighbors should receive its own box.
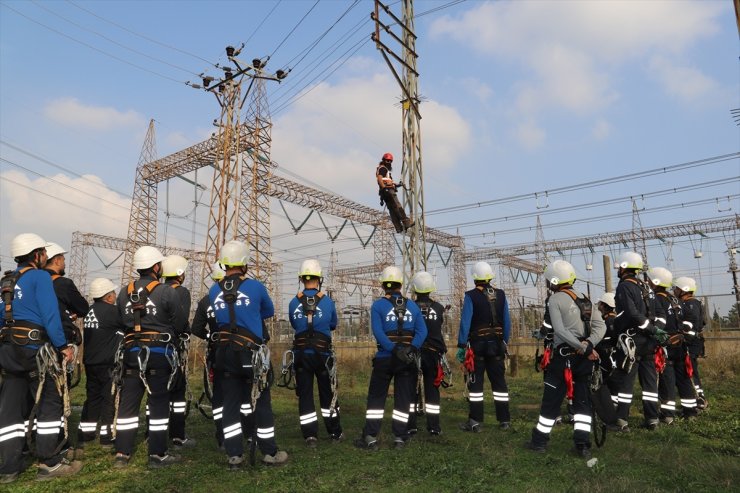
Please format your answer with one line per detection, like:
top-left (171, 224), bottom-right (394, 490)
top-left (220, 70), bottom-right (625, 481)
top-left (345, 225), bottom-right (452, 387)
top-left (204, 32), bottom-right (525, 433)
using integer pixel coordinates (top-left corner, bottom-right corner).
top-left (209, 240), bottom-right (287, 469)
top-left (354, 266), bottom-right (427, 450)
top-left (456, 261), bottom-right (512, 432)
top-left (0, 233), bottom-right (81, 483)
top-left (288, 259), bottom-right (342, 447)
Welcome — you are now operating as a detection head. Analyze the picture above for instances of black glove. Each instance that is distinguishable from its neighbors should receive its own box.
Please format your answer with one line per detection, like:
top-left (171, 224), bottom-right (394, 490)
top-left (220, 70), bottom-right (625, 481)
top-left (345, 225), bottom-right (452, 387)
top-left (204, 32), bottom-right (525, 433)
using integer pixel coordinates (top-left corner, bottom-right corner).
top-left (393, 345), bottom-right (417, 365)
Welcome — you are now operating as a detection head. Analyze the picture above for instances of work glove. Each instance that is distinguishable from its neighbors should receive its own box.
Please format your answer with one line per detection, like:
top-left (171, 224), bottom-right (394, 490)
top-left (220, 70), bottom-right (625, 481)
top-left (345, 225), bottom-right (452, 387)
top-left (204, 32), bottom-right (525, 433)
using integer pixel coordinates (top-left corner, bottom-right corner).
top-left (393, 345), bottom-right (417, 365)
top-left (456, 347), bottom-right (466, 364)
top-left (654, 328), bottom-right (669, 345)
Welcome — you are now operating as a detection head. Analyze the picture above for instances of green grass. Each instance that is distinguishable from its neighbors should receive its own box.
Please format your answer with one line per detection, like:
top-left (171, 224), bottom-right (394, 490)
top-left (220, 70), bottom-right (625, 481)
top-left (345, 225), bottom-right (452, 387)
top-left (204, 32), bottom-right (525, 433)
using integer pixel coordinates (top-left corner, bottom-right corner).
top-left (6, 360), bottom-right (739, 493)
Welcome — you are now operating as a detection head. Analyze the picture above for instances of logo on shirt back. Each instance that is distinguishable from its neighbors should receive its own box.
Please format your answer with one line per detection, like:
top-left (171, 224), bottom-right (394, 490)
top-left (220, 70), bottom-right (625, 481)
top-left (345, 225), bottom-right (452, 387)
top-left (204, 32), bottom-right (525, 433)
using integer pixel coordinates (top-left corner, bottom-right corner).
top-left (213, 291), bottom-right (250, 311)
top-left (83, 310), bottom-right (99, 329)
top-left (385, 308), bottom-right (412, 323)
top-left (292, 305), bottom-right (323, 320)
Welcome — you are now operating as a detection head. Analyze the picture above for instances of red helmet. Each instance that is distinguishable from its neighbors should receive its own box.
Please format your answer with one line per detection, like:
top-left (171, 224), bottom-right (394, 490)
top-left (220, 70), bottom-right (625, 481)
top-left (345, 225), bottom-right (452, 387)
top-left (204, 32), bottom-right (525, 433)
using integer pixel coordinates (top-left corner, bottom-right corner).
top-left (382, 152), bottom-right (393, 163)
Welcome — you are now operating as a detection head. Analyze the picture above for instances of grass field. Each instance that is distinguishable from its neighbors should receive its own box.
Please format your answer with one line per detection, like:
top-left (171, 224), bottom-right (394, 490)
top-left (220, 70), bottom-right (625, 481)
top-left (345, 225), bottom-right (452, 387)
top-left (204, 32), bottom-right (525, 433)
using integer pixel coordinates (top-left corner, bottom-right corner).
top-left (5, 354), bottom-right (739, 493)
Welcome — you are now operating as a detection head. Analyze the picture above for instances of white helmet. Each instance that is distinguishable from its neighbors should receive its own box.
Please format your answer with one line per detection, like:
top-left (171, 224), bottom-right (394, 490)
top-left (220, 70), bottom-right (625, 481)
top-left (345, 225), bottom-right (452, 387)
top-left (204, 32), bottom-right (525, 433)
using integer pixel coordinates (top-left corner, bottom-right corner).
top-left (674, 277), bottom-right (697, 293)
top-left (89, 278), bottom-right (116, 299)
top-left (471, 261), bottom-right (494, 281)
top-left (218, 240), bottom-right (249, 267)
top-left (380, 266), bottom-right (404, 286)
top-left (544, 259), bottom-right (576, 286)
top-left (210, 263), bottom-right (225, 281)
top-left (411, 271), bottom-right (436, 294)
top-left (133, 245), bottom-right (165, 270)
top-left (45, 242), bottom-right (68, 259)
top-left (11, 233), bottom-right (50, 258)
top-left (598, 292), bottom-right (616, 308)
top-left (617, 251), bottom-right (643, 270)
top-left (647, 267), bottom-right (672, 288)
top-left (299, 259), bottom-right (322, 279)
top-left (162, 255), bottom-right (188, 277)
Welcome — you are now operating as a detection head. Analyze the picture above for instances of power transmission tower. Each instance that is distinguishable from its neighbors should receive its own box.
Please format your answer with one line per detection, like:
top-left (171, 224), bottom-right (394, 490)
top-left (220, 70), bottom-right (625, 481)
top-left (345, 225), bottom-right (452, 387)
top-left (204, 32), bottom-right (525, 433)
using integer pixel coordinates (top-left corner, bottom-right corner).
top-left (631, 199), bottom-right (649, 268)
top-left (372, 0), bottom-right (427, 278)
top-left (122, 119), bottom-right (158, 281)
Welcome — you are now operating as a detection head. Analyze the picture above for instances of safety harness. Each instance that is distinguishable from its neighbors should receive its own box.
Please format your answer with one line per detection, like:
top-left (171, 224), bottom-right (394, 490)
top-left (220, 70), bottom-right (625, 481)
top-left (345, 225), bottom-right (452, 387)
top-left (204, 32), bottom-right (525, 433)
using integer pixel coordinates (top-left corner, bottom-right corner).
top-left (0, 267), bottom-right (50, 345)
top-left (292, 292), bottom-right (332, 352)
top-left (383, 295), bottom-right (414, 347)
top-left (470, 286), bottom-right (503, 340)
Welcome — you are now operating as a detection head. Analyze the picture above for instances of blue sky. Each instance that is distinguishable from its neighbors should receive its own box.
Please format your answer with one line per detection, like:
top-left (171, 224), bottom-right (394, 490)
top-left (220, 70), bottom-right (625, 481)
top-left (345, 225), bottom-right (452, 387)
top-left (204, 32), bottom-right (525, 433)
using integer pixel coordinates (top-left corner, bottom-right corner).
top-left (1, 0), bottom-right (738, 314)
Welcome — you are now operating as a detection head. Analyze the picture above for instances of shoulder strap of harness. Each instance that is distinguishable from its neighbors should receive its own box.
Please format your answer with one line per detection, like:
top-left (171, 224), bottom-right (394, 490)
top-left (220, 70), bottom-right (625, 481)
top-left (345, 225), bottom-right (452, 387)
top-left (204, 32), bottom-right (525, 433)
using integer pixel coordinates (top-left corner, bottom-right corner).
top-left (127, 279), bottom-right (161, 333)
top-left (657, 291), bottom-right (684, 322)
top-left (297, 291), bottom-right (324, 337)
top-left (219, 274), bottom-right (247, 333)
top-left (560, 288), bottom-right (593, 337)
top-left (1, 267), bottom-right (34, 325)
top-left (484, 286), bottom-right (501, 328)
top-left (416, 298), bottom-right (431, 319)
top-left (625, 276), bottom-right (654, 320)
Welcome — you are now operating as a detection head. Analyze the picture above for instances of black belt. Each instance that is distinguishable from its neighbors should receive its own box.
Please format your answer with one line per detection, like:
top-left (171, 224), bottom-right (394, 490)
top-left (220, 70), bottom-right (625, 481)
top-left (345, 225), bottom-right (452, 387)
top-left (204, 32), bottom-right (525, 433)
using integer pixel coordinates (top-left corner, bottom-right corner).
top-left (293, 332), bottom-right (332, 352)
top-left (0, 324), bottom-right (49, 345)
top-left (123, 331), bottom-right (172, 348)
top-left (123, 367), bottom-right (167, 376)
top-left (210, 331), bottom-right (260, 350)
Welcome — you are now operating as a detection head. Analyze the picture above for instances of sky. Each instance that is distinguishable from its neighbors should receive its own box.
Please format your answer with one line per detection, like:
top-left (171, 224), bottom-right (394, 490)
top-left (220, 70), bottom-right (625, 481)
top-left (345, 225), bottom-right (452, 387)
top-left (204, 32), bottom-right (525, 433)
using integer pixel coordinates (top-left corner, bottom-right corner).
top-left (1, 0), bottom-right (738, 316)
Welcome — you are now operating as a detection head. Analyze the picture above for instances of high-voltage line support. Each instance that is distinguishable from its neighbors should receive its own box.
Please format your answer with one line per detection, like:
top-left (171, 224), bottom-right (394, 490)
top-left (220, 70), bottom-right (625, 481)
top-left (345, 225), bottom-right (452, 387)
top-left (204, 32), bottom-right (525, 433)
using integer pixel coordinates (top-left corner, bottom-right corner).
top-left (372, 0), bottom-right (427, 277)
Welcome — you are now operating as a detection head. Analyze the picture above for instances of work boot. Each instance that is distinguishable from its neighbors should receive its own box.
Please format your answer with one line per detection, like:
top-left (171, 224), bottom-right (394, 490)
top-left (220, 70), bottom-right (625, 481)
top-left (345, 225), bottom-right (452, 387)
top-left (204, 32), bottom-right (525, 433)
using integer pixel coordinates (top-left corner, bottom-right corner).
top-left (0, 472), bottom-right (19, 484)
top-left (429, 429), bottom-right (442, 437)
top-left (407, 428), bottom-right (418, 436)
top-left (329, 432), bottom-right (344, 443)
top-left (660, 416), bottom-right (675, 426)
top-left (524, 441), bottom-right (547, 454)
top-left (607, 418), bottom-right (630, 433)
top-left (353, 435), bottom-right (378, 450)
top-left (573, 445), bottom-right (592, 460)
top-left (113, 453), bottom-right (130, 469)
top-left (459, 419), bottom-right (481, 433)
top-left (305, 437), bottom-right (318, 448)
top-left (36, 458), bottom-right (82, 481)
top-left (227, 456), bottom-right (243, 471)
top-left (262, 451), bottom-right (288, 466)
top-left (172, 437), bottom-right (197, 448)
top-left (642, 419), bottom-right (659, 431)
top-left (696, 395), bottom-right (708, 410)
top-left (393, 437), bottom-right (406, 450)
top-left (402, 219), bottom-right (415, 232)
top-left (499, 422), bottom-right (511, 430)
top-left (148, 454), bottom-right (182, 468)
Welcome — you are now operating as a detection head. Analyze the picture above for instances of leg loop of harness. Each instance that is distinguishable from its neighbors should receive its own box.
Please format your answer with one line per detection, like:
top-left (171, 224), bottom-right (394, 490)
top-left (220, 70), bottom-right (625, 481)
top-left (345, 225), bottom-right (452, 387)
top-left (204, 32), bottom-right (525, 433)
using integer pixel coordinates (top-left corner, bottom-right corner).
top-left (137, 346), bottom-right (152, 395)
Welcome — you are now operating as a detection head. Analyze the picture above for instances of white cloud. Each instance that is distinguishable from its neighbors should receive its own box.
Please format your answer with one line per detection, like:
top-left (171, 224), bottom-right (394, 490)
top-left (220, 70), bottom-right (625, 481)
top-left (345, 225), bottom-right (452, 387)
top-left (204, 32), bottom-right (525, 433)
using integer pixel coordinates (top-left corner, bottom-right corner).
top-left (591, 119), bottom-right (611, 141)
top-left (648, 56), bottom-right (717, 102)
top-left (271, 69), bottom-right (472, 202)
top-left (43, 97), bottom-right (144, 130)
top-left (163, 131), bottom-right (191, 149)
top-left (459, 77), bottom-right (493, 103)
top-left (513, 120), bottom-right (545, 150)
top-left (0, 170), bottom-right (130, 258)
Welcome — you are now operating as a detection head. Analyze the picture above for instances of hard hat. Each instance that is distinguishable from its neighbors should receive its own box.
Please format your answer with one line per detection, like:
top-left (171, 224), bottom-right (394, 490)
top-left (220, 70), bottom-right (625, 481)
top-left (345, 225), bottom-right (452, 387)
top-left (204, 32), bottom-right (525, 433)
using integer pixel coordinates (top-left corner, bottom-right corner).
top-left (382, 152), bottom-right (393, 163)
top-left (133, 245), bottom-right (165, 270)
top-left (673, 277), bottom-right (697, 293)
top-left (597, 292), bottom-right (616, 308)
top-left (544, 260), bottom-right (577, 286)
top-left (219, 240), bottom-right (249, 267)
top-left (380, 266), bottom-right (404, 286)
top-left (299, 259), bottom-right (322, 279)
top-left (210, 263), bottom-right (225, 281)
top-left (89, 278), bottom-right (116, 299)
top-left (617, 251), bottom-right (643, 270)
top-left (411, 271), bottom-right (436, 293)
top-left (11, 233), bottom-right (50, 258)
top-left (471, 261), bottom-right (494, 281)
top-left (162, 254), bottom-right (188, 277)
top-left (647, 267), bottom-right (673, 288)
top-left (45, 242), bottom-right (68, 259)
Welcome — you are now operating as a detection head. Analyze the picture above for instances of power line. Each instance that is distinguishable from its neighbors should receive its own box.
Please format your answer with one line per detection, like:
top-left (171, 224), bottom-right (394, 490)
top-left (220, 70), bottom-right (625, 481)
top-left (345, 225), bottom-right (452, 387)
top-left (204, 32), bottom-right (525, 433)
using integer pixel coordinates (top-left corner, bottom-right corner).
top-left (66, 0), bottom-right (215, 66)
top-left (269, 0), bottom-right (321, 59)
top-left (245, 0), bottom-right (283, 46)
top-left (427, 152), bottom-right (740, 216)
top-left (1, 2), bottom-right (184, 84)
top-left (31, 0), bottom-right (200, 76)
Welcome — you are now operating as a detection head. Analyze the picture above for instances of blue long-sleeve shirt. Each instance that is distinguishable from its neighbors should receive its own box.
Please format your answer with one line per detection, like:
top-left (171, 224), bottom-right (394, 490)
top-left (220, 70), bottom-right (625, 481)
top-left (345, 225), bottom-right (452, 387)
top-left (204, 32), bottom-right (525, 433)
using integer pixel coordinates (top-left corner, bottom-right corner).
top-left (458, 286), bottom-right (511, 347)
top-left (209, 276), bottom-right (274, 341)
top-left (370, 294), bottom-right (427, 358)
top-left (0, 265), bottom-right (66, 348)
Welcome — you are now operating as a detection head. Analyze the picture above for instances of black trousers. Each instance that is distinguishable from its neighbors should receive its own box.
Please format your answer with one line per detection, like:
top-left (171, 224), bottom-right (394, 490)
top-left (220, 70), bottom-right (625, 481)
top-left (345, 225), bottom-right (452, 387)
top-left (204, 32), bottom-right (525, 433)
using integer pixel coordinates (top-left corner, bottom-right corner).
top-left (380, 189), bottom-right (410, 233)
top-left (467, 338), bottom-right (510, 423)
top-left (114, 351), bottom-right (172, 457)
top-left (168, 366), bottom-right (188, 441)
top-left (659, 347), bottom-right (697, 417)
top-left (361, 356), bottom-right (416, 440)
top-left (530, 352), bottom-right (593, 448)
top-left (294, 351), bottom-right (341, 439)
top-left (407, 350), bottom-right (442, 433)
top-left (614, 356), bottom-right (659, 422)
top-left (213, 345), bottom-right (276, 458)
top-left (0, 344), bottom-right (65, 472)
top-left (77, 364), bottom-right (115, 444)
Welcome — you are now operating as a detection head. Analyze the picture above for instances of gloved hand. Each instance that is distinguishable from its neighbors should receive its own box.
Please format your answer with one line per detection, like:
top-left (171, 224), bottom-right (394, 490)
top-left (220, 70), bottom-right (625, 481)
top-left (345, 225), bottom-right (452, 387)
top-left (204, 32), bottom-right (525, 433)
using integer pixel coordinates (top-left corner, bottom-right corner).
top-left (654, 328), bottom-right (669, 345)
top-left (456, 347), bottom-right (466, 364)
top-left (393, 345), bottom-right (417, 365)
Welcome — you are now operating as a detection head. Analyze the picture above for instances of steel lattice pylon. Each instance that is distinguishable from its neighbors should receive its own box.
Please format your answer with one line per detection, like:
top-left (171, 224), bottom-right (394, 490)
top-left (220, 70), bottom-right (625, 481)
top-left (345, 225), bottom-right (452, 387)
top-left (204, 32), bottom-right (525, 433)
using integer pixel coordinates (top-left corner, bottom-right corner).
top-left (122, 119), bottom-right (158, 281)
